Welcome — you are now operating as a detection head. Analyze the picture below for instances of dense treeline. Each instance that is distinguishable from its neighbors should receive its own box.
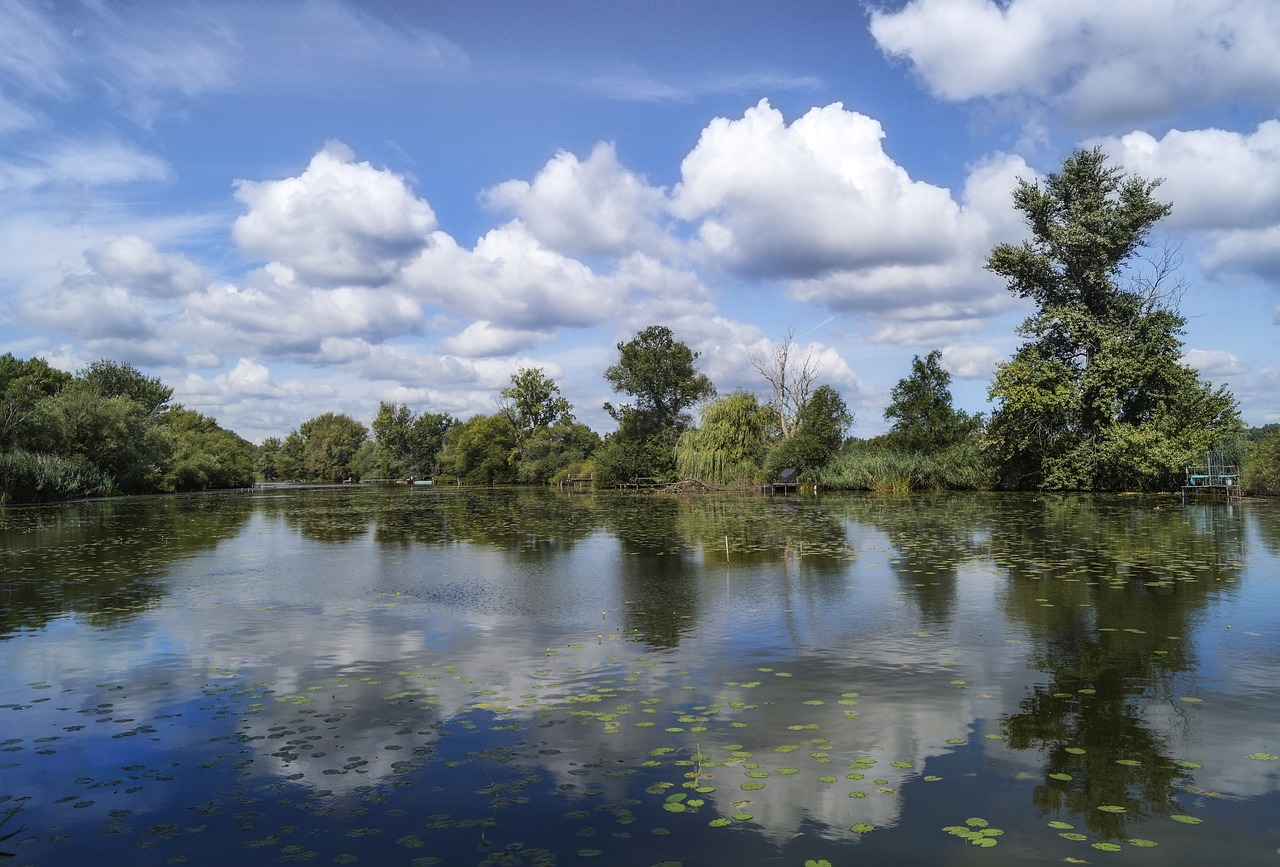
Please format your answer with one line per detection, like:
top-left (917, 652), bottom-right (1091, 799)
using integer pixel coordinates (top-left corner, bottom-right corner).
top-left (0, 356), bottom-right (254, 503)
top-left (5, 150), bottom-right (1279, 503)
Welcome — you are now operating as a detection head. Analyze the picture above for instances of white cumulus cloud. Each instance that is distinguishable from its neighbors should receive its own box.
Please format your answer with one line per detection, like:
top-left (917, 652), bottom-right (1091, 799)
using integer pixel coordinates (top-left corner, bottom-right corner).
top-left (232, 142), bottom-right (436, 285)
top-left (672, 99), bottom-right (964, 278)
top-left (483, 142), bottom-right (669, 258)
top-left (870, 0), bottom-right (1280, 126)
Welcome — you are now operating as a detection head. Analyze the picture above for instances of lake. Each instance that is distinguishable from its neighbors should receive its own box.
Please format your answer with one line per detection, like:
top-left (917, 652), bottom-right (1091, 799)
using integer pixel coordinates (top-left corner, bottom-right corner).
top-left (2, 487), bottom-right (1278, 865)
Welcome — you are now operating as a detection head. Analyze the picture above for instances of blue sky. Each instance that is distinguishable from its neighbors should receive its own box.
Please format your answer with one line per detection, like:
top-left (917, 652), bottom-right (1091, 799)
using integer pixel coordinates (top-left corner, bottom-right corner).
top-left (2, 0), bottom-right (1278, 442)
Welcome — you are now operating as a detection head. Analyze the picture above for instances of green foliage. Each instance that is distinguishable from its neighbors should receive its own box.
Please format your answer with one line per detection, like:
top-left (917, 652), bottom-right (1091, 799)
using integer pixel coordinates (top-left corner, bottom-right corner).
top-left (1245, 429), bottom-right (1280, 495)
top-left (441, 413), bottom-right (517, 485)
top-left (516, 419), bottom-right (599, 485)
top-left (297, 412), bottom-right (368, 482)
top-left (371, 402), bottom-right (455, 478)
top-left (600, 325), bottom-right (715, 485)
top-left (0, 449), bottom-right (113, 503)
top-left (604, 325), bottom-right (715, 433)
top-left (820, 441), bottom-right (996, 492)
top-left (884, 350), bottom-right (981, 453)
top-left (500, 368), bottom-right (573, 446)
top-left (593, 410), bottom-right (678, 487)
top-left (763, 385), bottom-right (852, 479)
top-left (256, 436), bottom-right (282, 481)
top-left (277, 431), bottom-right (306, 480)
top-left (985, 148), bottom-right (1240, 491)
top-left (0, 353), bottom-right (72, 451)
top-left (38, 381), bottom-right (172, 492)
top-left (157, 406), bottom-right (256, 491)
top-left (675, 391), bottom-right (771, 485)
top-left (0, 353), bottom-right (260, 500)
top-left (79, 358), bottom-right (173, 413)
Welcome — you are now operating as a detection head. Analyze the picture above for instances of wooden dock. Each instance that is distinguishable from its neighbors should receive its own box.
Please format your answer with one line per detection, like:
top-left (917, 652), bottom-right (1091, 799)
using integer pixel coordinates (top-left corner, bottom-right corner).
top-left (1182, 459), bottom-right (1241, 502)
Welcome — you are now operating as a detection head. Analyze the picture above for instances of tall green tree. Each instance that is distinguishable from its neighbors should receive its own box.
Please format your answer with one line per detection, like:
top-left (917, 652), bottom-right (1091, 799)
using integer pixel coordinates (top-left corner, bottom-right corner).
top-left (985, 148), bottom-right (1239, 491)
top-left (371, 402), bottom-right (455, 478)
top-left (884, 350), bottom-right (980, 453)
top-left (498, 368), bottom-right (573, 461)
top-left (297, 412), bottom-right (368, 482)
top-left (257, 436), bottom-right (282, 481)
top-left (277, 431), bottom-right (306, 480)
top-left (604, 326), bottom-right (715, 434)
top-left (598, 325), bottom-right (715, 485)
top-left (441, 413), bottom-right (517, 485)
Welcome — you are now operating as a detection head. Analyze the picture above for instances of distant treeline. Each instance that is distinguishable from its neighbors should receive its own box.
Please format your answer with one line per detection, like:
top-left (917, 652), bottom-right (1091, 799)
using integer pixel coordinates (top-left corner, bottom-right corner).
top-left (0, 355), bottom-right (254, 503)
top-left (6, 150), bottom-right (1280, 504)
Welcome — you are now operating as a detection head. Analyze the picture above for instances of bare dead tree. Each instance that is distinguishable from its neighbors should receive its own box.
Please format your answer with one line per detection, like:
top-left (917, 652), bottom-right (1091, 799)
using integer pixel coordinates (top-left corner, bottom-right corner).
top-left (1128, 236), bottom-right (1188, 315)
top-left (751, 327), bottom-right (821, 439)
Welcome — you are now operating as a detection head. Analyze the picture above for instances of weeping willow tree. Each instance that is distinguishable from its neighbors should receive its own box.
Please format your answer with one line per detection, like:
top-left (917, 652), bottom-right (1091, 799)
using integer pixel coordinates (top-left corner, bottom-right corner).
top-left (675, 392), bottom-right (771, 486)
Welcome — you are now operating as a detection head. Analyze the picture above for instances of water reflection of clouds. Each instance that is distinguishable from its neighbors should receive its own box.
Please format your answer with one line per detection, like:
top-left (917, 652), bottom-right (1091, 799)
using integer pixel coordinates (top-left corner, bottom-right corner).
top-left (8, 491), bottom-right (1280, 862)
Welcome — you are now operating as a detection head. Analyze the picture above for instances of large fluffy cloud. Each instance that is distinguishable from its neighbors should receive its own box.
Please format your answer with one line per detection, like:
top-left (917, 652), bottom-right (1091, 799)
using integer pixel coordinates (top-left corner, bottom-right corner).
top-left (665, 101), bottom-right (1027, 344)
top-left (482, 142), bottom-right (669, 258)
top-left (870, 0), bottom-right (1280, 126)
top-left (232, 142), bottom-right (437, 285)
top-left (1098, 123), bottom-right (1280, 230)
top-left (672, 99), bottom-right (964, 277)
top-left (1098, 123), bottom-right (1280, 281)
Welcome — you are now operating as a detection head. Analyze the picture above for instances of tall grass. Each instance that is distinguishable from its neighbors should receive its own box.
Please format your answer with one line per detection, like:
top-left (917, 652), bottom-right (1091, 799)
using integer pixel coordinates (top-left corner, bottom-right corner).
top-left (818, 442), bottom-right (994, 493)
top-left (0, 450), bottom-right (114, 504)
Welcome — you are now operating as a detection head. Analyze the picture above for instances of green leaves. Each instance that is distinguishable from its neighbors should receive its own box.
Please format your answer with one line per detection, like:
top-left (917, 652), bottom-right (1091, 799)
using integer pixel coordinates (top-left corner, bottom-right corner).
top-left (984, 147), bottom-right (1240, 492)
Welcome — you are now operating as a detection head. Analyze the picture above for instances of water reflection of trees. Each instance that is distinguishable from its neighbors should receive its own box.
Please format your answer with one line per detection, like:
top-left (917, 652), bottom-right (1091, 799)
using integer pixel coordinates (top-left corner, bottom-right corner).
top-left (257, 487), bottom-right (601, 555)
top-left (0, 494), bottom-right (253, 638)
top-left (598, 493), bottom-right (855, 649)
top-left (991, 495), bottom-right (1243, 838)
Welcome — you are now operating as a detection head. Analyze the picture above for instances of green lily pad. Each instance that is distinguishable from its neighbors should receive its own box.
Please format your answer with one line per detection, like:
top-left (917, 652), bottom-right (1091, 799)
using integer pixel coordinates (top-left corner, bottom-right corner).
top-left (1097, 805), bottom-right (1126, 813)
top-left (1092, 842), bottom-right (1122, 851)
top-left (1128, 839), bottom-right (1158, 848)
top-left (1049, 773), bottom-right (1072, 781)
top-left (1170, 815), bottom-right (1202, 824)
top-left (850, 823), bottom-right (874, 833)
top-left (1048, 821), bottom-right (1074, 830)
top-left (1246, 753), bottom-right (1278, 761)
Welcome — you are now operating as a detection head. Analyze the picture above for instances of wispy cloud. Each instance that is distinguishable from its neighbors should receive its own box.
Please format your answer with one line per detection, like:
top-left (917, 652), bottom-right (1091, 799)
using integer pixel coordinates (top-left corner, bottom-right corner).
top-left (586, 68), bottom-right (823, 103)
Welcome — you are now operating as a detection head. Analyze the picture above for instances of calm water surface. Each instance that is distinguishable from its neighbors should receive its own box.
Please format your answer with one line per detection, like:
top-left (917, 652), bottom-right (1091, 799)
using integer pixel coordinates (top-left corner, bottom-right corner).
top-left (2, 487), bottom-right (1279, 865)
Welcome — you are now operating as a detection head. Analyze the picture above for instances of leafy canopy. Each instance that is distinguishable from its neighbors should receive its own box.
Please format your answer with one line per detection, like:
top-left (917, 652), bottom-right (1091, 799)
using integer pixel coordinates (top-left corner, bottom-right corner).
top-left (985, 148), bottom-right (1239, 491)
top-left (604, 325), bottom-right (714, 434)
top-left (883, 349), bottom-right (980, 453)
